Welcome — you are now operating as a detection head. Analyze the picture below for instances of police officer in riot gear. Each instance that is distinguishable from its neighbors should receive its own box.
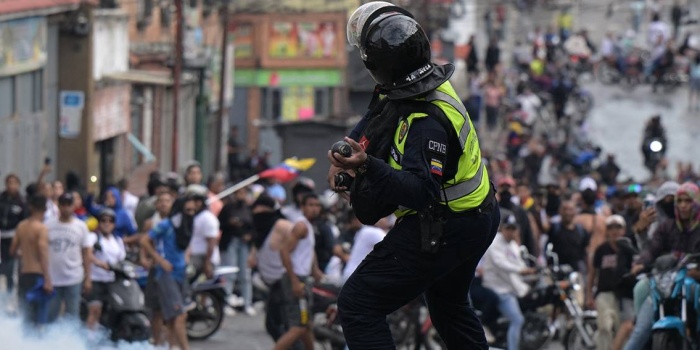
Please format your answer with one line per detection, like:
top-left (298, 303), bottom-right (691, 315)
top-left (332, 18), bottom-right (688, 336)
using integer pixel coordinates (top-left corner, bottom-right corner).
top-left (327, 2), bottom-right (499, 349)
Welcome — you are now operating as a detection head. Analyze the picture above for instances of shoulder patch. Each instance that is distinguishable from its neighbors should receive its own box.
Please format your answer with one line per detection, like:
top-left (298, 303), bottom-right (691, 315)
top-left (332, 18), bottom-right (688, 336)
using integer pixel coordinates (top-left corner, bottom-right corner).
top-left (398, 120), bottom-right (408, 144)
top-left (359, 135), bottom-right (369, 151)
top-left (426, 139), bottom-right (447, 155)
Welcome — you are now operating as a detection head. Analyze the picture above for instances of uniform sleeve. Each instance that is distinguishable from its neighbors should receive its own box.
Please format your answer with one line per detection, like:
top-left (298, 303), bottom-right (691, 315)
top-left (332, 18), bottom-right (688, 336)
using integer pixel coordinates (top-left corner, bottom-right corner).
top-left (364, 116), bottom-right (448, 211)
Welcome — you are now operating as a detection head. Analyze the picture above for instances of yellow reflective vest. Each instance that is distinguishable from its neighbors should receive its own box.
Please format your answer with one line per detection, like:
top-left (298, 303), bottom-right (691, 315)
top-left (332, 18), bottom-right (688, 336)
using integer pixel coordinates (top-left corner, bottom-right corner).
top-left (388, 81), bottom-right (489, 217)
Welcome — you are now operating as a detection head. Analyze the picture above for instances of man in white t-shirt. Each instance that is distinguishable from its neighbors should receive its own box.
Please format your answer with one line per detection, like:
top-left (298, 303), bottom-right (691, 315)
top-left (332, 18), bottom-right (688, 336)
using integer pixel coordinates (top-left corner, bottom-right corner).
top-left (186, 185), bottom-right (220, 279)
top-left (342, 214), bottom-right (386, 283)
top-left (46, 192), bottom-right (92, 322)
top-left (85, 209), bottom-right (126, 330)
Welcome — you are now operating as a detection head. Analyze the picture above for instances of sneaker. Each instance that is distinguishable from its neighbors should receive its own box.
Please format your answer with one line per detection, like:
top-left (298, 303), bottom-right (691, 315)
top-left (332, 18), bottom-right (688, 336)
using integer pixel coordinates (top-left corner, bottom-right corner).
top-left (226, 295), bottom-right (244, 307)
top-left (244, 306), bottom-right (257, 316)
top-left (184, 299), bottom-right (197, 312)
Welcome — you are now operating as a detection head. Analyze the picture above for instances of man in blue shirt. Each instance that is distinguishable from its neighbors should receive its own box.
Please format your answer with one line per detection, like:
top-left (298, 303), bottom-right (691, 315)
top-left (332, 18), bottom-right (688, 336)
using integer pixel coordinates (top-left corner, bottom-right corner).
top-left (140, 196), bottom-right (196, 350)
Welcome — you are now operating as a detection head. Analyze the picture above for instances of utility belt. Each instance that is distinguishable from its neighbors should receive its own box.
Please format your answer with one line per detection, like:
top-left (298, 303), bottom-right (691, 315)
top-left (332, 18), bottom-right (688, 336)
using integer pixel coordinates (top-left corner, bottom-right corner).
top-left (417, 183), bottom-right (496, 254)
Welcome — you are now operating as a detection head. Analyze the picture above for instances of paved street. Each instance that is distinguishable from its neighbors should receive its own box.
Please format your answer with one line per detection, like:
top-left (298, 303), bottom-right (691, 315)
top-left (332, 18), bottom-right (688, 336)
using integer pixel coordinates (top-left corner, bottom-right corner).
top-left (586, 81), bottom-right (699, 182)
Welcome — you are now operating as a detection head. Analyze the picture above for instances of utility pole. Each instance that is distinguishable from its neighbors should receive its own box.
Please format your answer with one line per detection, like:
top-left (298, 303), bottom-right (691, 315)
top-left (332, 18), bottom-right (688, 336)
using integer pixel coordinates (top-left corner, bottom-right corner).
top-left (215, 1), bottom-right (230, 172)
top-left (172, 0), bottom-right (184, 171)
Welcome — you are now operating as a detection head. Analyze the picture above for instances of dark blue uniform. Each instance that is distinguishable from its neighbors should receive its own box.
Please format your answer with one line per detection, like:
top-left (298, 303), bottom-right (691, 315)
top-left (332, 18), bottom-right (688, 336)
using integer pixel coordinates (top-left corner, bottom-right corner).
top-left (339, 113), bottom-right (500, 349)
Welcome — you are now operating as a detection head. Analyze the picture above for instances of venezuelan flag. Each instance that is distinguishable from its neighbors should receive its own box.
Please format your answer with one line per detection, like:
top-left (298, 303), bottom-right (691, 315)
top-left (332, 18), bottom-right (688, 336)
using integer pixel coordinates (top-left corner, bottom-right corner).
top-left (259, 157), bottom-right (316, 183)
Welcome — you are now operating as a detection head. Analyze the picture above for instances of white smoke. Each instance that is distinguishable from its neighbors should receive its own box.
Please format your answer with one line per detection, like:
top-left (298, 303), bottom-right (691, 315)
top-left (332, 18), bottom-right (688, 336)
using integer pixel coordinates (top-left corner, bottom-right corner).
top-left (0, 310), bottom-right (154, 350)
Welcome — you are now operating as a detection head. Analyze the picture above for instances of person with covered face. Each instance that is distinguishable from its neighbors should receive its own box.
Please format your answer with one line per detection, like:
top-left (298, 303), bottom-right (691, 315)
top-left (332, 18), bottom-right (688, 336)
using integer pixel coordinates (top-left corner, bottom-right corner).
top-left (327, 2), bottom-right (499, 348)
top-left (623, 182), bottom-right (700, 350)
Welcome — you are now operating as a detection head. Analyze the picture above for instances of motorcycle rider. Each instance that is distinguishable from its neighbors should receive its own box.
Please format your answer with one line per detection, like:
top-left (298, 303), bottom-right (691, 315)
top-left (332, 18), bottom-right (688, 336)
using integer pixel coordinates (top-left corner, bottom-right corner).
top-left (85, 209), bottom-right (126, 331)
top-left (482, 215), bottom-right (537, 350)
top-left (623, 182), bottom-right (700, 350)
top-left (329, 2), bottom-right (498, 349)
top-left (641, 115), bottom-right (667, 173)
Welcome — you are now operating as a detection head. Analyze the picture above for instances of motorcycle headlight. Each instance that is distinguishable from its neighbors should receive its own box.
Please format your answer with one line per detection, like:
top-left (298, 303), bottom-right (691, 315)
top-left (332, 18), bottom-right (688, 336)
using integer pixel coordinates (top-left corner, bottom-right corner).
top-left (656, 272), bottom-right (676, 298)
top-left (568, 272), bottom-right (582, 291)
top-left (650, 140), bottom-right (663, 152)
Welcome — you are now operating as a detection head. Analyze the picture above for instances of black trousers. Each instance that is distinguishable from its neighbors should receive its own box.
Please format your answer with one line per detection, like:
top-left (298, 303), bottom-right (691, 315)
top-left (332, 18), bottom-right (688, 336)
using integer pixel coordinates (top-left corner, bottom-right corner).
top-left (0, 237), bottom-right (16, 293)
top-left (338, 200), bottom-right (500, 349)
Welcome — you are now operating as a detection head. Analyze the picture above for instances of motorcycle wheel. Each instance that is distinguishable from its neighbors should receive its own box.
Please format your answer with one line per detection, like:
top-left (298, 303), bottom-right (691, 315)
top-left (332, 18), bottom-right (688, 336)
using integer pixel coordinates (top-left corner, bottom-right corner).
top-left (111, 313), bottom-right (152, 342)
top-left (651, 330), bottom-right (686, 350)
top-left (564, 316), bottom-right (597, 350)
top-left (186, 290), bottom-right (225, 340)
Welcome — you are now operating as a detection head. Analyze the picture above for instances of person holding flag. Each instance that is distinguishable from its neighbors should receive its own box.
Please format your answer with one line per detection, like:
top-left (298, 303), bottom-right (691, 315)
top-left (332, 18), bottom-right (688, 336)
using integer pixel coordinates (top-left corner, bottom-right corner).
top-left (328, 2), bottom-right (499, 349)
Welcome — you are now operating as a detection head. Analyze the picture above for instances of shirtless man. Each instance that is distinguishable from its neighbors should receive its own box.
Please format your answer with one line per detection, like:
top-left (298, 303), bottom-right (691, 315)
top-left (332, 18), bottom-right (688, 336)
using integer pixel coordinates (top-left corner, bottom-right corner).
top-left (574, 188), bottom-right (607, 264)
top-left (10, 195), bottom-right (52, 325)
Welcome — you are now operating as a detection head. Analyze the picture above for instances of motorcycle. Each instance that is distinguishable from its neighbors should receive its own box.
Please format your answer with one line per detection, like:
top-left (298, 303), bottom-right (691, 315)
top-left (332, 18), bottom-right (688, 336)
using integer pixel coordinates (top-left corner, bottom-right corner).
top-left (486, 245), bottom-right (597, 350)
top-left (186, 265), bottom-right (239, 340)
top-left (598, 50), bottom-right (647, 88)
top-left (648, 253), bottom-right (700, 350)
top-left (80, 261), bottom-right (152, 343)
top-left (642, 137), bottom-right (666, 175)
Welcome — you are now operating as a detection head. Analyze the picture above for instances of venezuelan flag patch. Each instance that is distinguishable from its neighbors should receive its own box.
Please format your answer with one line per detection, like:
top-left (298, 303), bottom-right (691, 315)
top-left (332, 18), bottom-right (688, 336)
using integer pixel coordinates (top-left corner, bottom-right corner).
top-left (430, 159), bottom-right (443, 176)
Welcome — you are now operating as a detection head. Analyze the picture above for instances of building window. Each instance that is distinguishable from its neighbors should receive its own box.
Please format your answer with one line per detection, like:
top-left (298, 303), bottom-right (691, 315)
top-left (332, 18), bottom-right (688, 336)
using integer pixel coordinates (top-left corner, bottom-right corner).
top-left (314, 87), bottom-right (332, 118)
top-left (0, 69), bottom-right (43, 118)
top-left (0, 76), bottom-right (15, 119)
top-left (261, 87), bottom-right (283, 121)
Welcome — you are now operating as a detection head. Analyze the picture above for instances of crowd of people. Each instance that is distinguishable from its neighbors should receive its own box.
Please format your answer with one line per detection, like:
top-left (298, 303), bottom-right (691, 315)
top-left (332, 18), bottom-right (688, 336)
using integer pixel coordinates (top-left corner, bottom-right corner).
top-left (1, 2), bottom-right (700, 350)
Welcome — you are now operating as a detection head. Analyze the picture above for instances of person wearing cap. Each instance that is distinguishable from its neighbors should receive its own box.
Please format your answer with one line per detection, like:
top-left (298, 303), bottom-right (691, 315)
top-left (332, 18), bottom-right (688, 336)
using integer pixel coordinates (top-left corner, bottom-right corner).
top-left (86, 186), bottom-right (137, 242)
top-left (624, 182), bottom-right (700, 350)
top-left (586, 215), bottom-right (637, 350)
top-left (482, 215), bottom-right (537, 350)
top-left (45, 192), bottom-right (93, 322)
top-left (10, 194), bottom-right (50, 327)
top-left (498, 179), bottom-right (537, 255)
top-left (85, 208), bottom-right (126, 331)
top-left (327, 2), bottom-right (498, 348)
top-left (185, 184), bottom-right (221, 280)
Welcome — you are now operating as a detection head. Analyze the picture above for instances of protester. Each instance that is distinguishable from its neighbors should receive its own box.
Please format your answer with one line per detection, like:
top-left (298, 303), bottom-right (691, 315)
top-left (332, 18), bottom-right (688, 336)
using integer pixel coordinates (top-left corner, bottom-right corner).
top-left (140, 194), bottom-right (198, 350)
top-left (276, 193), bottom-right (324, 350)
top-left (586, 215), bottom-right (637, 350)
top-left (46, 192), bottom-right (92, 323)
top-left (11, 194), bottom-right (50, 327)
top-left (85, 209), bottom-right (126, 331)
top-left (219, 188), bottom-right (255, 315)
top-left (0, 174), bottom-right (27, 301)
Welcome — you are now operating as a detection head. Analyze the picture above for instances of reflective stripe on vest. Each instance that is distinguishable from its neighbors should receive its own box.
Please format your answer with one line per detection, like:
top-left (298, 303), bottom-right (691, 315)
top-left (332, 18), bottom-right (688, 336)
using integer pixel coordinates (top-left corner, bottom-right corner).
top-left (439, 163), bottom-right (484, 202)
top-left (425, 90), bottom-right (470, 148)
top-left (389, 81), bottom-right (489, 217)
